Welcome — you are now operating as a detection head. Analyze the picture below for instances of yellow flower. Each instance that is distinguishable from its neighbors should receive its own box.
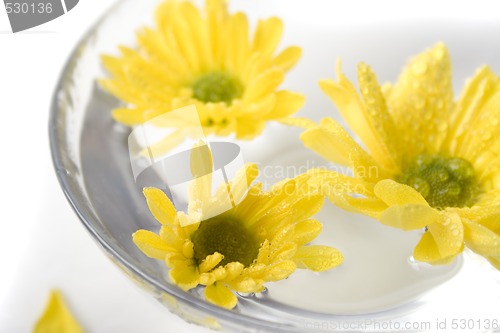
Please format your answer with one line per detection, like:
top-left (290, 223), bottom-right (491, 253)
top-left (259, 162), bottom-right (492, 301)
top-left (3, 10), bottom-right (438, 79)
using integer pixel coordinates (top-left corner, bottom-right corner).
top-left (100, 0), bottom-right (304, 139)
top-left (34, 290), bottom-right (83, 333)
top-left (132, 163), bottom-right (343, 309)
top-left (298, 43), bottom-right (500, 269)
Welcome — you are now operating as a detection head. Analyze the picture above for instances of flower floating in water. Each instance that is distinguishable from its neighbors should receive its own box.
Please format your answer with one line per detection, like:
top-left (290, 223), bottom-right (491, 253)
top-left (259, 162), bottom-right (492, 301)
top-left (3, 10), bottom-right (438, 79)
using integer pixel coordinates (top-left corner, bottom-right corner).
top-left (100, 0), bottom-right (304, 139)
top-left (34, 290), bottom-right (83, 333)
top-left (297, 43), bottom-right (500, 269)
top-left (133, 163), bottom-right (343, 309)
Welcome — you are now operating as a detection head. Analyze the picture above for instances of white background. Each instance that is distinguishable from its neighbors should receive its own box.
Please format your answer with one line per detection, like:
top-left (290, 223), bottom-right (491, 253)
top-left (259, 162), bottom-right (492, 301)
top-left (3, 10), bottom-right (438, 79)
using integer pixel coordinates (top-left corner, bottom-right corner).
top-left (1, 1), bottom-right (500, 332)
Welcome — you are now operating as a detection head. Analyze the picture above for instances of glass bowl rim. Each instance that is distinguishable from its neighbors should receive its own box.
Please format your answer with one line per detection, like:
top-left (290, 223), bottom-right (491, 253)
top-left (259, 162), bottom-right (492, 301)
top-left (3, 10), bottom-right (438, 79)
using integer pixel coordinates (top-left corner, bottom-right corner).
top-left (48, 1), bottom-right (432, 331)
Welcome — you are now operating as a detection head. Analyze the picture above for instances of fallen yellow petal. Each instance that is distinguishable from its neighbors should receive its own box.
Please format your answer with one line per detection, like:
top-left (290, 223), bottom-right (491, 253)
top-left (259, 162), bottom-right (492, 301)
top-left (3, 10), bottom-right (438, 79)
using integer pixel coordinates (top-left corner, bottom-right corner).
top-left (34, 290), bottom-right (83, 333)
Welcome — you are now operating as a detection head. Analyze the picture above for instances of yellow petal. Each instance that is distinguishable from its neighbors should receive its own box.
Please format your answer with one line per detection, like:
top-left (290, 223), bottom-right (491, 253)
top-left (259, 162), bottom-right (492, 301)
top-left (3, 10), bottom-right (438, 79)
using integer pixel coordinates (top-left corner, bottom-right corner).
top-left (232, 277), bottom-right (264, 293)
top-left (414, 213), bottom-right (464, 264)
top-left (413, 231), bottom-right (443, 263)
top-left (237, 179), bottom-right (300, 227)
top-left (356, 63), bottom-right (402, 170)
top-left (292, 219), bottom-right (323, 246)
top-left (269, 224), bottom-right (295, 250)
top-left (164, 252), bottom-right (188, 267)
top-left (190, 141), bottom-right (213, 179)
top-left (308, 169), bottom-right (372, 197)
top-left (319, 60), bottom-right (397, 170)
top-left (293, 246), bottom-right (343, 272)
top-left (252, 17), bottom-right (283, 58)
top-left (132, 230), bottom-right (174, 259)
top-left (379, 204), bottom-right (441, 231)
top-left (199, 252), bottom-right (224, 273)
top-left (272, 46), bottom-right (302, 72)
top-left (290, 193), bottom-right (325, 222)
top-left (229, 163), bottom-right (259, 205)
top-left (269, 242), bottom-right (298, 262)
top-left (34, 291), bottom-right (83, 333)
top-left (111, 107), bottom-right (161, 126)
top-left (140, 130), bottom-right (186, 159)
top-left (374, 179), bottom-right (428, 206)
top-left (263, 260), bottom-right (296, 281)
top-left (235, 117), bottom-right (266, 139)
top-left (159, 225), bottom-right (183, 248)
top-left (386, 43), bottom-right (452, 156)
top-left (269, 90), bottom-right (305, 119)
top-left (200, 266), bottom-right (227, 286)
top-left (256, 239), bottom-right (271, 264)
top-left (143, 188), bottom-right (177, 226)
top-left (463, 220), bottom-right (500, 257)
top-left (135, 27), bottom-right (187, 81)
top-left (243, 69), bottom-right (284, 103)
top-left (475, 210), bottom-right (500, 234)
top-left (300, 118), bottom-right (362, 166)
top-left (457, 92), bottom-right (500, 177)
top-left (445, 66), bottom-right (498, 154)
top-left (169, 262), bottom-right (200, 291)
top-left (278, 117), bottom-right (317, 130)
top-left (182, 239), bottom-right (194, 258)
top-left (222, 262), bottom-right (245, 281)
top-left (226, 12), bottom-right (249, 73)
top-left (188, 142), bottom-right (213, 214)
top-left (179, 1), bottom-right (213, 71)
top-left (307, 170), bottom-right (382, 216)
top-left (204, 283), bottom-right (238, 309)
top-left (487, 256), bottom-right (500, 270)
top-left (340, 196), bottom-right (387, 219)
top-left (349, 146), bottom-right (389, 182)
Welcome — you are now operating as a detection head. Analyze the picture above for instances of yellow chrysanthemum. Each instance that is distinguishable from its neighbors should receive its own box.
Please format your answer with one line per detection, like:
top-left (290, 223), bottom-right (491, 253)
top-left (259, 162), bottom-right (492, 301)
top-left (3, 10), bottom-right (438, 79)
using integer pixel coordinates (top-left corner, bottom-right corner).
top-left (296, 43), bottom-right (500, 270)
top-left (133, 163), bottom-right (343, 309)
top-left (100, 0), bottom-right (304, 139)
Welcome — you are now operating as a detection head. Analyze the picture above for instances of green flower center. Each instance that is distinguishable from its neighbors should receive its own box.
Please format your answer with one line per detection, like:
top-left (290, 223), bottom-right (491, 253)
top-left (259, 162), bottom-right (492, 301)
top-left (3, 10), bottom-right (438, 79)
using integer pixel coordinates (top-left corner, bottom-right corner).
top-left (191, 72), bottom-right (243, 104)
top-left (398, 155), bottom-right (480, 209)
top-left (191, 216), bottom-right (260, 268)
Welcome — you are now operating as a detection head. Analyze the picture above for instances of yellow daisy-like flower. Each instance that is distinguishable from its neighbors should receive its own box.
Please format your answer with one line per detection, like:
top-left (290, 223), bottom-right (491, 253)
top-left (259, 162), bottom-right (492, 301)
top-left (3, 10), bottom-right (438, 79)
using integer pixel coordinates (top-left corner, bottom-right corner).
top-left (298, 43), bottom-right (500, 269)
top-left (132, 163), bottom-right (343, 309)
top-left (100, 0), bottom-right (304, 139)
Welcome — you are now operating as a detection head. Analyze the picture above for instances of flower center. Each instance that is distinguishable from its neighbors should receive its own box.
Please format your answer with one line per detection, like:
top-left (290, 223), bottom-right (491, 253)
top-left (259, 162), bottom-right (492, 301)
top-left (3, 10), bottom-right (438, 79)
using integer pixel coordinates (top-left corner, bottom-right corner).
top-left (398, 155), bottom-right (480, 209)
top-left (191, 216), bottom-right (260, 267)
top-left (191, 71), bottom-right (243, 104)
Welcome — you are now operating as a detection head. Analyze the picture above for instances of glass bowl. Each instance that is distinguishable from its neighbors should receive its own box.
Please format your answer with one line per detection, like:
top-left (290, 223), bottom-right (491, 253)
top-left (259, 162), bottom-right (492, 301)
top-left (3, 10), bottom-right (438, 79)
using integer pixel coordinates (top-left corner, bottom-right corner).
top-left (49, 0), bottom-right (500, 331)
